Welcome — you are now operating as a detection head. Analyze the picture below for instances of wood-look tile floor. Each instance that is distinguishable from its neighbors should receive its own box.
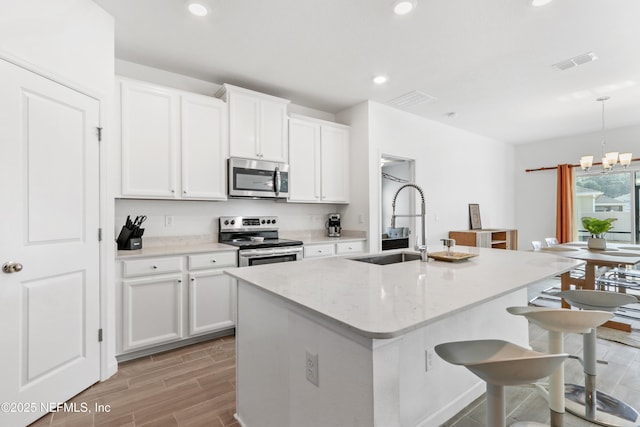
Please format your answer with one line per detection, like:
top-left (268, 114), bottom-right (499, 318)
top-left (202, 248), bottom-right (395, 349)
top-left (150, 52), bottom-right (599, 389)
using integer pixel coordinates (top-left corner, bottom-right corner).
top-left (29, 337), bottom-right (238, 427)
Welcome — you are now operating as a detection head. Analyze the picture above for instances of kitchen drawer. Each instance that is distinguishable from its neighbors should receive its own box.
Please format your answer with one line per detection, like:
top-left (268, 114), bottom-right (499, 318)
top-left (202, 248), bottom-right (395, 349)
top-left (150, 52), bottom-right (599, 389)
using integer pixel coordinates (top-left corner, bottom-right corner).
top-left (123, 256), bottom-right (183, 278)
top-left (188, 251), bottom-right (237, 270)
top-left (304, 244), bottom-right (335, 259)
top-left (335, 241), bottom-right (365, 255)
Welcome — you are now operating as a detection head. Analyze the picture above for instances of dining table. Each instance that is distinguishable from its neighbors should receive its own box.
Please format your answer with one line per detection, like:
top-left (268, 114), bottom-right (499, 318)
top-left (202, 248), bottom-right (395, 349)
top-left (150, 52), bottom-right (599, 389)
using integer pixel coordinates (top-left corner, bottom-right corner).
top-left (540, 241), bottom-right (640, 331)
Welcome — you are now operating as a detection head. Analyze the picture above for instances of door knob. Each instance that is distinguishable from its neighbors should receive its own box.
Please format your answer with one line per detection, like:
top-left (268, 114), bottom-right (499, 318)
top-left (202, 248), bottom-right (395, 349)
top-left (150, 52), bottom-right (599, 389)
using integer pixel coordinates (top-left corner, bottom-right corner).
top-left (2, 262), bottom-right (23, 274)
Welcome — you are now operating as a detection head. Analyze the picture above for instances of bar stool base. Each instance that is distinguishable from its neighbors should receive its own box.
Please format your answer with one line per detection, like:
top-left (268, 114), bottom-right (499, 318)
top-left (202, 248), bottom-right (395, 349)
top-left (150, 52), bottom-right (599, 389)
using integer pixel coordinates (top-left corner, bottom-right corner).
top-left (565, 384), bottom-right (640, 427)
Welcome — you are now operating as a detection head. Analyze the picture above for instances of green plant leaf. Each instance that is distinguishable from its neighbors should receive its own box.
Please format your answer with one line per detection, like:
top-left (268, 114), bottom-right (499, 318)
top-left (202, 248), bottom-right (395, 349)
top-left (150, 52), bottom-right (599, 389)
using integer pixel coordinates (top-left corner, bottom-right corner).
top-left (581, 217), bottom-right (617, 237)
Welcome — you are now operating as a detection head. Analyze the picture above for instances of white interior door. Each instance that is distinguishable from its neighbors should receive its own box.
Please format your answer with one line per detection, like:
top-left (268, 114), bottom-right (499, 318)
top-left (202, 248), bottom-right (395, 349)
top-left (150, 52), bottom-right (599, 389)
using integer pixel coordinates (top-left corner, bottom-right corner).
top-left (0, 59), bottom-right (101, 426)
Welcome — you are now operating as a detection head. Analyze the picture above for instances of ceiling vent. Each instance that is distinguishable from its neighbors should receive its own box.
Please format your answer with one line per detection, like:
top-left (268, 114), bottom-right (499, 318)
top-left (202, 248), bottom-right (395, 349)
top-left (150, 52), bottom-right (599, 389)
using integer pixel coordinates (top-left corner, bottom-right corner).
top-left (552, 52), bottom-right (598, 71)
top-left (388, 90), bottom-right (437, 108)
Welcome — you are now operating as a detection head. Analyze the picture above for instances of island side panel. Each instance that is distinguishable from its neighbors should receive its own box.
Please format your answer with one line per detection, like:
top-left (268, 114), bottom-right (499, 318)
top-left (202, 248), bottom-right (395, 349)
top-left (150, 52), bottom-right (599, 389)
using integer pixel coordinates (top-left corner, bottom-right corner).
top-left (236, 281), bottom-right (375, 427)
top-left (235, 282), bottom-right (290, 427)
top-left (372, 287), bottom-right (530, 426)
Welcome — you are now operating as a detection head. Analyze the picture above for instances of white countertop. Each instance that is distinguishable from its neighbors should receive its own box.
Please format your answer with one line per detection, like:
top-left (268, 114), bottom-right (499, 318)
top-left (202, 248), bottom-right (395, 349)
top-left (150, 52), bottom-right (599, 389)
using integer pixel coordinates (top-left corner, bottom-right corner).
top-left (225, 247), bottom-right (584, 339)
top-left (280, 230), bottom-right (366, 244)
top-left (117, 241), bottom-right (237, 259)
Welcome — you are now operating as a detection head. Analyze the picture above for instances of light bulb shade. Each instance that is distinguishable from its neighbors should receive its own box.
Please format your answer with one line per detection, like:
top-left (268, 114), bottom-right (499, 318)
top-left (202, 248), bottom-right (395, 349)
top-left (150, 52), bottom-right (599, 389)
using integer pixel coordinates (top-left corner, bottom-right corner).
top-left (580, 155), bottom-right (593, 171)
top-left (186, 0), bottom-right (208, 16)
top-left (619, 152), bottom-right (633, 167)
top-left (393, 0), bottom-right (417, 15)
top-left (602, 157), bottom-right (612, 170)
top-left (605, 151), bottom-right (619, 166)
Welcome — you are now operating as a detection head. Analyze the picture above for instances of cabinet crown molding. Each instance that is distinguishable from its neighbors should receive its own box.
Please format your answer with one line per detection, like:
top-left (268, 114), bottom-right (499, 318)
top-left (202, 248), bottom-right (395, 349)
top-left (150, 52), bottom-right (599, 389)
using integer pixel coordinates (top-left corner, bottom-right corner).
top-left (215, 83), bottom-right (290, 105)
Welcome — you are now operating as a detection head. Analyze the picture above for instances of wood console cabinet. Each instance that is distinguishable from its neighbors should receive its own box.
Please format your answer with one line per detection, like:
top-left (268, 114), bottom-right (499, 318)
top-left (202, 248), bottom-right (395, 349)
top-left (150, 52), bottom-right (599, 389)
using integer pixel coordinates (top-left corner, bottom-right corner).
top-left (448, 229), bottom-right (518, 250)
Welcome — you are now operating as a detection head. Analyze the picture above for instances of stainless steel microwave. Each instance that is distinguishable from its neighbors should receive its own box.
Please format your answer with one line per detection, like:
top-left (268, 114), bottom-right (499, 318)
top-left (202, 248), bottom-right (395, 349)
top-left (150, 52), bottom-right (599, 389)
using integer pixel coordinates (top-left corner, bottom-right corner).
top-left (228, 158), bottom-right (289, 199)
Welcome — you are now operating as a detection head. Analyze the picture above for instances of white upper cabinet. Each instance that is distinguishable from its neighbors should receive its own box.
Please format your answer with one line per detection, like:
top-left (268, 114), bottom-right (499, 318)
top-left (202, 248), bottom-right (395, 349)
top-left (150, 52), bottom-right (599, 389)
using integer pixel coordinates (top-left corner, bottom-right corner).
top-left (320, 125), bottom-right (350, 203)
top-left (119, 78), bottom-right (227, 200)
top-left (121, 80), bottom-right (179, 198)
top-left (288, 116), bottom-right (350, 204)
top-left (180, 94), bottom-right (227, 200)
top-left (217, 84), bottom-right (289, 163)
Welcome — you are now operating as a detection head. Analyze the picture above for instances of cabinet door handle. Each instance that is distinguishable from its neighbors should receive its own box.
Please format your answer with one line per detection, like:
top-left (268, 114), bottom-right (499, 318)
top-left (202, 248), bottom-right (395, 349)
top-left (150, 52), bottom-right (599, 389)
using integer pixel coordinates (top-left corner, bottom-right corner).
top-left (177, 279), bottom-right (182, 283)
top-left (211, 259), bottom-right (217, 263)
top-left (191, 277), bottom-right (196, 282)
top-left (152, 265), bottom-right (158, 269)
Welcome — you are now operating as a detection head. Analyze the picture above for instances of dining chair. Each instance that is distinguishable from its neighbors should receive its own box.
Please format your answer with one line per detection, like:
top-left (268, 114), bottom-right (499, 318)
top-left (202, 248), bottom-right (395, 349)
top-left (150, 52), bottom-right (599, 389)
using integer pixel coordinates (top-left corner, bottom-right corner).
top-left (545, 237), bottom-right (559, 247)
top-left (531, 241), bottom-right (543, 250)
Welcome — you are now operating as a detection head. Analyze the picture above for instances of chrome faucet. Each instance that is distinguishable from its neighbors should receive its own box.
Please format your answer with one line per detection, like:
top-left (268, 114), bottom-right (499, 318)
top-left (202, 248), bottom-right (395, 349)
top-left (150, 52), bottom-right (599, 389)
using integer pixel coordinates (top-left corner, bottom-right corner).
top-left (391, 183), bottom-right (427, 261)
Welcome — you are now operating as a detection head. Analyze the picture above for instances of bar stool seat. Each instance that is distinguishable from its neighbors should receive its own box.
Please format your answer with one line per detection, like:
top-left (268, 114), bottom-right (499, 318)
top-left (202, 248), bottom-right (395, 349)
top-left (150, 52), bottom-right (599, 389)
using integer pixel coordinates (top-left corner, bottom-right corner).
top-left (435, 339), bottom-right (567, 427)
top-left (556, 290), bottom-right (640, 427)
top-left (507, 306), bottom-right (613, 427)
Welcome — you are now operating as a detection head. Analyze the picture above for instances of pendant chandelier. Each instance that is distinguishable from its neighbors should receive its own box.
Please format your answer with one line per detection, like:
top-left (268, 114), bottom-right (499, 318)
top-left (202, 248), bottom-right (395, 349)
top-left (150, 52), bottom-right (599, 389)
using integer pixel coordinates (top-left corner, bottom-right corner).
top-left (580, 96), bottom-right (632, 172)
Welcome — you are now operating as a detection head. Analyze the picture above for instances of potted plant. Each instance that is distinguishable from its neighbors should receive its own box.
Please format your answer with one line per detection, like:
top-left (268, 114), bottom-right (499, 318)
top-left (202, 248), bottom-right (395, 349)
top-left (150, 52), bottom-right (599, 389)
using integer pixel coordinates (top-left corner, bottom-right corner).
top-left (581, 217), bottom-right (617, 250)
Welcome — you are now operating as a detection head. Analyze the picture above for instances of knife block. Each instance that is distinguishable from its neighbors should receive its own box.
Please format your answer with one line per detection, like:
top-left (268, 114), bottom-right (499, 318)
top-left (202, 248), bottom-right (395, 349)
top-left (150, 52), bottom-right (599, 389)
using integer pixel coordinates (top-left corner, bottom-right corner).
top-left (121, 237), bottom-right (142, 250)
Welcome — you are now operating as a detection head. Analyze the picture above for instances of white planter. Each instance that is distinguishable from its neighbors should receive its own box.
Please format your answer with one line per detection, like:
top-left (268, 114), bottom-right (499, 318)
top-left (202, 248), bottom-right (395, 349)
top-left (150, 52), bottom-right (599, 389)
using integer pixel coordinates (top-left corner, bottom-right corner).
top-left (587, 237), bottom-right (606, 250)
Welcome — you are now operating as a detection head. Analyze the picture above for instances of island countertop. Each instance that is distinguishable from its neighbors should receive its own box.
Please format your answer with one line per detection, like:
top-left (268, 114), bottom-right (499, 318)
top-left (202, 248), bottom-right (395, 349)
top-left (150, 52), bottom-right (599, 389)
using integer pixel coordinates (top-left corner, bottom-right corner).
top-left (225, 246), bottom-right (584, 339)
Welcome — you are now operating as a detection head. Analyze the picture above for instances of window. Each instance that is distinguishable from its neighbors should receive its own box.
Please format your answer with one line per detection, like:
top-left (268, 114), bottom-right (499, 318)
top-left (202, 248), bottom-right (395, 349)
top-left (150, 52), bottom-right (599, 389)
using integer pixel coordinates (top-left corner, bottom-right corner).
top-left (575, 172), bottom-right (634, 243)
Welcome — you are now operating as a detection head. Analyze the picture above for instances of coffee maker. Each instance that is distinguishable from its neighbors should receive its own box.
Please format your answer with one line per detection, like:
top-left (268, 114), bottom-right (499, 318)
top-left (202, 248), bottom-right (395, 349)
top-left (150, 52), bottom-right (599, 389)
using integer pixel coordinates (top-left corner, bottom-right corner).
top-left (327, 213), bottom-right (341, 237)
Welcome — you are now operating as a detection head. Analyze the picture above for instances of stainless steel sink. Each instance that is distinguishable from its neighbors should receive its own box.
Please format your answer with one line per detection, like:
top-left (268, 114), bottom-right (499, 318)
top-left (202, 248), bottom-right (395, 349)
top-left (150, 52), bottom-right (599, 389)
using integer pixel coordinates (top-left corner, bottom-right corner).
top-left (350, 252), bottom-right (422, 265)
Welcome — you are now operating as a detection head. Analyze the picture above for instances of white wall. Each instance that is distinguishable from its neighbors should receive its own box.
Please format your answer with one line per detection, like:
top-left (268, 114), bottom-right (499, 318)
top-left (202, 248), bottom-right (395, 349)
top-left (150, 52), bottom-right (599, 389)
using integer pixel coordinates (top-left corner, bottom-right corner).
top-left (115, 198), bottom-right (344, 240)
top-left (336, 102), bottom-right (372, 249)
top-left (339, 101), bottom-right (516, 252)
top-left (0, 0), bottom-right (113, 97)
top-left (514, 124), bottom-right (640, 248)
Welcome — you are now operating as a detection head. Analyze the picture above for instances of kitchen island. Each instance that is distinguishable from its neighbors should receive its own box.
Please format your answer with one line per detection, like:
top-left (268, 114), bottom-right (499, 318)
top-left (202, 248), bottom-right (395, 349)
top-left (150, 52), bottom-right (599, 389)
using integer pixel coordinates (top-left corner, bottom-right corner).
top-left (225, 247), bottom-right (583, 427)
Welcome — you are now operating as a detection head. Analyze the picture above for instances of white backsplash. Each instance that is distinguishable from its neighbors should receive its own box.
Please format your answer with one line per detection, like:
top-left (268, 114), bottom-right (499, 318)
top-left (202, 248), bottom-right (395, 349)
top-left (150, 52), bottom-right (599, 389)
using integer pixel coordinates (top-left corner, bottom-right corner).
top-left (115, 198), bottom-right (345, 242)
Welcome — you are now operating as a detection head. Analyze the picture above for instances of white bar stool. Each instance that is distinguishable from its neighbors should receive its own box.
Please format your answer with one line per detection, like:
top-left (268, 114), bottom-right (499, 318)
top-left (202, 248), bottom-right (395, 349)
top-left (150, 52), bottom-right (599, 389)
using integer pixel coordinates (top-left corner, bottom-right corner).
top-left (507, 306), bottom-right (613, 427)
top-left (557, 289), bottom-right (640, 427)
top-left (435, 339), bottom-right (568, 427)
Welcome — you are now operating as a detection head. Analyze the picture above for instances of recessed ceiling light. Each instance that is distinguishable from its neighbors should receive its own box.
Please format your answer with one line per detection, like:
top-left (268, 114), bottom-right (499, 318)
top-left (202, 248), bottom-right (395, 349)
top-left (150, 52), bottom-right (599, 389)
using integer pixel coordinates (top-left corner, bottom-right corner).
top-left (186, 0), bottom-right (208, 16)
top-left (531, 0), bottom-right (553, 7)
top-left (393, 0), bottom-right (417, 15)
top-left (373, 75), bottom-right (388, 85)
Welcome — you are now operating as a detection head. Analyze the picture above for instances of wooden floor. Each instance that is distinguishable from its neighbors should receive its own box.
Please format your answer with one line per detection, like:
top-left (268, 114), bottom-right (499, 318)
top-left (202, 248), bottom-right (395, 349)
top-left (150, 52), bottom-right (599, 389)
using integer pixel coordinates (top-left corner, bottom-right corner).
top-left (29, 280), bottom-right (640, 427)
top-left (29, 337), bottom-right (237, 427)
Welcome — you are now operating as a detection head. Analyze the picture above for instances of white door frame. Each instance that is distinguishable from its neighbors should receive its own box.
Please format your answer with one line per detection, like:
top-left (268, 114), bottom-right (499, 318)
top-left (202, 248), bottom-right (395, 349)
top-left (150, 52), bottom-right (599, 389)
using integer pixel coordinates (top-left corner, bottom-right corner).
top-left (0, 51), bottom-right (117, 381)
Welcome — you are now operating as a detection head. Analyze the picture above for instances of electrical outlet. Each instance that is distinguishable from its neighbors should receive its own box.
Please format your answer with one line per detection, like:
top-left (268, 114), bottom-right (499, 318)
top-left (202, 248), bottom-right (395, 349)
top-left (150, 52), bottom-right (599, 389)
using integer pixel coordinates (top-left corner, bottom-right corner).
top-left (165, 215), bottom-right (173, 227)
top-left (306, 351), bottom-right (319, 386)
top-left (425, 348), bottom-right (435, 372)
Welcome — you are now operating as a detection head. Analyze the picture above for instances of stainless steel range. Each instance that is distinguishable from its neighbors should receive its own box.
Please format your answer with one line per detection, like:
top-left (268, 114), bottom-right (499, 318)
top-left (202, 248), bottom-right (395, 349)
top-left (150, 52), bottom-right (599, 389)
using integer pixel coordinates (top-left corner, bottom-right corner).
top-left (219, 216), bottom-right (303, 267)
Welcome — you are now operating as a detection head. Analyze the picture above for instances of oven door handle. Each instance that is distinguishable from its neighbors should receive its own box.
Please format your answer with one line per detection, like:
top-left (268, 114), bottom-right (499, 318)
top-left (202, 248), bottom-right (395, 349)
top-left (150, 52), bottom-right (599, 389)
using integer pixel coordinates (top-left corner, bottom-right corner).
top-left (239, 246), bottom-right (302, 258)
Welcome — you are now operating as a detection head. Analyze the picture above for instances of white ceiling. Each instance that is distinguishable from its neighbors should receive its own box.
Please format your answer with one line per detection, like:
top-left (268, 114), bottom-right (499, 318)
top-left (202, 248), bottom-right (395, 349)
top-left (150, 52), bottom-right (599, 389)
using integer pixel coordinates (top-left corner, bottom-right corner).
top-left (93, 0), bottom-right (640, 144)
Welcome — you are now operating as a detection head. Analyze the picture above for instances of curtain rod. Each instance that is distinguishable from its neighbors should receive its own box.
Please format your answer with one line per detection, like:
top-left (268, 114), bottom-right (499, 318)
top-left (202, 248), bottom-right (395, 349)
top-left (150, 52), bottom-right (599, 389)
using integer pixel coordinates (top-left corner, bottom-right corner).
top-left (525, 157), bottom-right (640, 173)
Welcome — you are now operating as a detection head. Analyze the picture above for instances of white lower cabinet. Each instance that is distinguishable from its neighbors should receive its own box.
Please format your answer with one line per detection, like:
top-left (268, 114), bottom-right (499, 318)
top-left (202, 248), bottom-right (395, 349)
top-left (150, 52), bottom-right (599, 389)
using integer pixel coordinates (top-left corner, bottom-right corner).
top-left (122, 274), bottom-right (184, 352)
top-left (188, 270), bottom-right (235, 336)
top-left (118, 251), bottom-right (237, 356)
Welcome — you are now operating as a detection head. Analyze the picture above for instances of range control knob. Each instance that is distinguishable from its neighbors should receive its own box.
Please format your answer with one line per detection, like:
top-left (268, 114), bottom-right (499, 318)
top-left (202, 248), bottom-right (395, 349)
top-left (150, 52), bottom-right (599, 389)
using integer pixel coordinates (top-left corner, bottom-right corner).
top-left (224, 220), bottom-right (229, 225)
top-left (261, 219), bottom-right (265, 224)
top-left (272, 219), bottom-right (277, 224)
top-left (230, 220), bottom-right (235, 225)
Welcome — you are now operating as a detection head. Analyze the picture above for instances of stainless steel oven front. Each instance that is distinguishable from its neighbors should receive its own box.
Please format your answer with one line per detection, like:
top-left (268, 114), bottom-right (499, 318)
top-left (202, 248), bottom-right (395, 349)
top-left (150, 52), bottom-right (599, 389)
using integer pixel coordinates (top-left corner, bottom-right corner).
top-left (238, 246), bottom-right (303, 267)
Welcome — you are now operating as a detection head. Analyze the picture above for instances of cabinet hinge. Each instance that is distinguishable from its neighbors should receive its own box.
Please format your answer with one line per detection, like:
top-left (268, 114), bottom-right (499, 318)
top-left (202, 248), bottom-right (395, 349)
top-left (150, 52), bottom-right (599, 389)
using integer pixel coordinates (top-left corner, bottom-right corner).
top-left (98, 228), bottom-right (103, 241)
top-left (98, 328), bottom-right (103, 342)
top-left (97, 127), bottom-right (103, 142)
